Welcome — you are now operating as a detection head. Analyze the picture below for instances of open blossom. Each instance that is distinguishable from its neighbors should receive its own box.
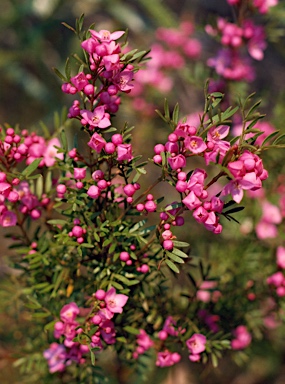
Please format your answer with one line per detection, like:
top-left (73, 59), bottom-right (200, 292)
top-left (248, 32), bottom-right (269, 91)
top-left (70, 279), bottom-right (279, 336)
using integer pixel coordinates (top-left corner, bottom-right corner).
top-left (156, 350), bottom-right (181, 367)
top-left (43, 343), bottom-right (66, 373)
top-left (104, 287), bottom-right (128, 318)
top-left (117, 143), bottom-right (133, 161)
top-left (44, 138), bottom-right (64, 167)
top-left (0, 210), bottom-right (17, 227)
top-left (277, 246), bottom-right (285, 269)
top-left (89, 29), bottom-right (125, 42)
top-left (186, 333), bottom-right (207, 355)
top-left (231, 325), bottom-right (252, 350)
top-left (185, 135), bottom-right (207, 154)
top-left (81, 107), bottom-right (111, 129)
top-left (60, 302), bottom-right (80, 323)
top-left (88, 132), bottom-right (106, 153)
top-left (253, 0), bottom-right (278, 14)
top-left (113, 70), bottom-right (134, 92)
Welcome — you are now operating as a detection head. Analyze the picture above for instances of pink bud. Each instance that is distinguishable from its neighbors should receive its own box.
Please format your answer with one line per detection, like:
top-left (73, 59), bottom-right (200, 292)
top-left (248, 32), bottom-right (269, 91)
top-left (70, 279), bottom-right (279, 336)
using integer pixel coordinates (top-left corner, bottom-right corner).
top-left (163, 240), bottom-right (173, 250)
top-left (123, 184), bottom-right (136, 197)
top-left (87, 185), bottom-right (100, 199)
top-left (105, 142), bottom-right (116, 154)
top-left (95, 289), bottom-right (106, 300)
top-left (145, 200), bottom-right (157, 212)
top-left (72, 225), bottom-right (84, 238)
top-left (111, 134), bottom-right (123, 145)
top-left (154, 144), bottom-right (165, 154)
top-left (56, 184), bottom-right (66, 194)
top-left (74, 168), bottom-right (86, 180)
top-left (136, 203), bottom-right (145, 212)
top-left (120, 252), bottom-right (130, 261)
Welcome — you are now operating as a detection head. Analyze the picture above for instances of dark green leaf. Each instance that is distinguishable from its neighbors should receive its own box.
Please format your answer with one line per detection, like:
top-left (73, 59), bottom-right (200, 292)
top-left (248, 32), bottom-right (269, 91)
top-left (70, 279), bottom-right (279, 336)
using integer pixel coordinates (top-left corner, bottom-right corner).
top-left (165, 259), bottom-right (180, 273)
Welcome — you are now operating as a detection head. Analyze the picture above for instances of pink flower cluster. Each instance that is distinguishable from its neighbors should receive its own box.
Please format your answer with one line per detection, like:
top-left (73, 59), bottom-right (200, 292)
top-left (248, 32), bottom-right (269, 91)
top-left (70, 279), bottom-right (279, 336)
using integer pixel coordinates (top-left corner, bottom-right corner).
top-left (227, 0), bottom-right (278, 14)
top-left (131, 21), bottom-right (201, 114)
top-left (88, 132), bottom-right (133, 163)
top-left (44, 288), bottom-right (128, 372)
top-left (208, 18), bottom-right (267, 61)
top-left (255, 200), bottom-right (282, 239)
top-left (207, 0), bottom-right (278, 84)
top-left (44, 303), bottom-right (89, 373)
top-left (133, 329), bottom-right (154, 359)
top-left (266, 247), bottom-right (285, 297)
top-left (155, 350), bottom-right (181, 367)
top-left (157, 316), bottom-right (186, 341)
top-left (62, 29), bottom-right (135, 129)
top-left (43, 342), bottom-right (89, 374)
top-left (153, 121), bottom-right (268, 235)
top-left (231, 325), bottom-right (252, 350)
top-left (90, 287), bottom-right (128, 348)
top-left (186, 333), bottom-right (207, 362)
top-left (0, 126), bottom-right (64, 227)
top-left (196, 280), bottom-right (221, 303)
top-left (222, 150), bottom-right (268, 204)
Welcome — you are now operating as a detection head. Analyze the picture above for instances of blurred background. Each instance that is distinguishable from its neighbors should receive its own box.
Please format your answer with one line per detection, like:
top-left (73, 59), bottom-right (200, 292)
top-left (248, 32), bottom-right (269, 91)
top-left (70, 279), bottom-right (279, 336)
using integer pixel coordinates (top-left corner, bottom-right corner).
top-left (1, 0), bottom-right (285, 383)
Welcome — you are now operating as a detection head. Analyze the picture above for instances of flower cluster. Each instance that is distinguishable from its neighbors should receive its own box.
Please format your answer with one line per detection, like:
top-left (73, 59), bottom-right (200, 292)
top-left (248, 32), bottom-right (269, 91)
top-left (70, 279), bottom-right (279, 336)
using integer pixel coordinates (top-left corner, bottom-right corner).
top-left (0, 130), bottom-right (63, 227)
top-left (207, 0), bottom-right (278, 84)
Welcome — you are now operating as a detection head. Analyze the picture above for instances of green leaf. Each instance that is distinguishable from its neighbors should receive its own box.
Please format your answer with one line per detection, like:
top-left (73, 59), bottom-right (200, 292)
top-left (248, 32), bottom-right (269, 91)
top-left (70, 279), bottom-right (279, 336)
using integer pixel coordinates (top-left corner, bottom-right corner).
top-left (129, 220), bottom-right (147, 233)
top-left (165, 259), bottom-right (180, 273)
top-left (32, 312), bottom-right (50, 318)
top-left (81, 243), bottom-right (94, 248)
top-left (52, 67), bottom-right (67, 82)
top-left (172, 103), bottom-right (180, 124)
top-left (61, 22), bottom-right (76, 33)
top-left (172, 247), bottom-right (189, 258)
top-left (116, 336), bottom-right (127, 343)
top-left (44, 320), bottom-right (57, 331)
top-left (273, 133), bottom-right (285, 145)
top-left (47, 219), bottom-right (68, 226)
top-left (60, 130), bottom-right (68, 152)
top-left (211, 353), bottom-right (219, 368)
top-left (261, 130), bottom-right (280, 147)
top-left (123, 326), bottom-right (140, 335)
top-left (166, 251), bottom-right (184, 263)
top-left (90, 349), bottom-right (96, 366)
top-left (172, 240), bottom-right (189, 248)
top-left (22, 158), bottom-right (42, 177)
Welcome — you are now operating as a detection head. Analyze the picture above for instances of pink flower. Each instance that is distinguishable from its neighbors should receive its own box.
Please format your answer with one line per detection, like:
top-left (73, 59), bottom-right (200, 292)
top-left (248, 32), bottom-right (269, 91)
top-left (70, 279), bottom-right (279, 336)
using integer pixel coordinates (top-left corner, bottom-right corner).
top-left (267, 271), bottom-right (284, 287)
top-left (156, 350), bottom-right (181, 367)
top-left (253, 0), bottom-right (278, 14)
top-left (60, 303), bottom-right (80, 323)
top-left (44, 138), bottom-right (64, 167)
top-left (87, 185), bottom-right (100, 199)
top-left (193, 206), bottom-right (209, 223)
top-left (88, 132), bottom-right (106, 153)
top-left (0, 210), bottom-right (17, 227)
top-left (43, 343), bottom-right (66, 373)
top-left (104, 287), bottom-right (128, 315)
top-left (182, 191), bottom-right (202, 210)
top-left (185, 136), bottom-right (207, 154)
top-left (137, 330), bottom-right (154, 350)
top-left (74, 168), bottom-right (86, 180)
top-left (81, 107), bottom-right (111, 129)
top-left (113, 71), bottom-right (134, 92)
top-left (231, 325), bottom-right (251, 350)
top-left (277, 246), bottom-right (285, 269)
top-left (168, 154), bottom-right (186, 170)
top-left (186, 333), bottom-right (207, 355)
top-left (117, 144), bottom-right (133, 161)
top-left (71, 72), bottom-right (89, 91)
top-left (256, 220), bottom-right (278, 239)
top-left (207, 125), bottom-right (229, 142)
top-left (89, 29), bottom-right (125, 42)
